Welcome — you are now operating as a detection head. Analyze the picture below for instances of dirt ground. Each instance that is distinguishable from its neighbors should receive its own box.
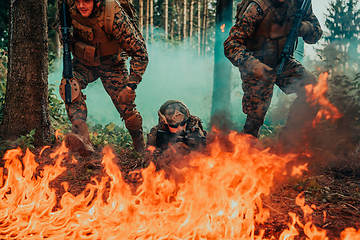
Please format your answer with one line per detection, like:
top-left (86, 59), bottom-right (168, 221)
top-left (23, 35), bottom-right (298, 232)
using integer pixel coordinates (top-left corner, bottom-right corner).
top-left (2, 138), bottom-right (360, 240)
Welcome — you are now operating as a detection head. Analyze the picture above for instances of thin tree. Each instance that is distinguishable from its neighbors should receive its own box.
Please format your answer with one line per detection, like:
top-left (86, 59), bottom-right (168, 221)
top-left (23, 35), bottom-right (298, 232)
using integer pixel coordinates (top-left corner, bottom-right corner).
top-left (183, 0), bottom-right (187, 39)
top-left (176, 1), bottom-right (181, 41)
top-left (0, 0), bottom-right (53, 145)
top-left (139, 0), bottom-right (144, 33)
top-left (189, 0), bottom-right (194, 44)
top-left (145, 0), bottom-right (149, 41)
top-left (210, 0), bottom-right (233, 130)
top-left (150, 0), bottom-right (154, 41)
top-left (165, 0), bottom-right (168, 39)
top-left (197, 0), bottom-right (201, 55)
top-left (201, 0), bottom-right (208, 55)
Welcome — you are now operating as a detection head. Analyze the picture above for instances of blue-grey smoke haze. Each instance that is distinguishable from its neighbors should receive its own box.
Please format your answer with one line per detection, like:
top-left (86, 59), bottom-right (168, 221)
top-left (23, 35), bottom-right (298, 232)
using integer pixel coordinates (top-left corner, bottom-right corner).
top-left (49, 42), bottom-right (216, 131)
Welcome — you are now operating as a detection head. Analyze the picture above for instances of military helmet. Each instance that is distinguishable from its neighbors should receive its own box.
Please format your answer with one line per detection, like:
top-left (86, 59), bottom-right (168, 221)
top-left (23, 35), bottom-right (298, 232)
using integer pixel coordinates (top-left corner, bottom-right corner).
top-left (158, 100), bottom-right (190, 128)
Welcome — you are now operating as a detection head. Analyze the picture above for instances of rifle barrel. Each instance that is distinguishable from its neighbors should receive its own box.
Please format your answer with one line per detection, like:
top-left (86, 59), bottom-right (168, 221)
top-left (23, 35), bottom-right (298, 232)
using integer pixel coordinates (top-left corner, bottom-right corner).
top-left (276, 0), bottom-right (312, 76)
top-left (60, 1), bottom-right (73, 104)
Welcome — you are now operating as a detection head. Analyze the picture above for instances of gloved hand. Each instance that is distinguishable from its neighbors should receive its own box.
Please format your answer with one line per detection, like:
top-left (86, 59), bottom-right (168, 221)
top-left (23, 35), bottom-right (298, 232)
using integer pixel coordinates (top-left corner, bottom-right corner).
top-left (298, 21), bottom-right (312, 37)
top-left (252, 62), bottom-right (273, 82)
top-left (118, 86), bottom-right (136, 103)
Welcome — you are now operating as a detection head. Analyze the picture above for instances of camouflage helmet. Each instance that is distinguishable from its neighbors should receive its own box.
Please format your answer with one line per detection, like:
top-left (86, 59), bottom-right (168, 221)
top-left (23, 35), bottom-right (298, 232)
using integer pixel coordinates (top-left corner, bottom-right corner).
top-left (158, 100), bottom-right (190, 127)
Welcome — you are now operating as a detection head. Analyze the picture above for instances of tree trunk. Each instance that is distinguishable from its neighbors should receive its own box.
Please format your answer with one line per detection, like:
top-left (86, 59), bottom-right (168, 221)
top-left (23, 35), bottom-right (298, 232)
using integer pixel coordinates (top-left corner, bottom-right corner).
top-left (176, 1), bottom-right (181, 41)
top-left (183, 0), bottom-right (187, 39)
top-left (0, 0), bottom-right (53, 146)
top-left (139, 0), bottom-right (144, 33)
top-left (210, 0), bottom-right (233, 130)
top-left (146, 0), bottom-right (149, 42)
top-left (201, 0), bottom-right (208, 56)
top-left (189, 0), bottom-right (194, 45)
top-left (165, 0), bottom-right (168, 40)
top-left (197, 0), bottom-right (201, 56)
top-left (150, 0), bottom-right (153, 42)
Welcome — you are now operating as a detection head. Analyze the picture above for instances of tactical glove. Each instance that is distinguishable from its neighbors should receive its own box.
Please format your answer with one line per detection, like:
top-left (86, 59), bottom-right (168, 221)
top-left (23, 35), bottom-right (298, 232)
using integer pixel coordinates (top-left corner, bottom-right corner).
top-left (118, 85), bottom-right (136, 103)
top-left (298, 21), bottom-right (312, 37)
top-left (252, 62), bottom-right (273, 82)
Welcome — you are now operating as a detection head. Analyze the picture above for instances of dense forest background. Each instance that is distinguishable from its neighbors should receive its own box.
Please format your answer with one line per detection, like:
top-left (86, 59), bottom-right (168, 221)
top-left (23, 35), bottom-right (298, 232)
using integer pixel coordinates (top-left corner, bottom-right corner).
top-left (0, 0), bottom-right (359, 153)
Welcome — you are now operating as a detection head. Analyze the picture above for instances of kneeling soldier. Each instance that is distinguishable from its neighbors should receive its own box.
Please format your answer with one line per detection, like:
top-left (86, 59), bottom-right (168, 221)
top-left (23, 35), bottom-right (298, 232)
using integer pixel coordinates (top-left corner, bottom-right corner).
top-left (147, 100), bottom-right (207, 152)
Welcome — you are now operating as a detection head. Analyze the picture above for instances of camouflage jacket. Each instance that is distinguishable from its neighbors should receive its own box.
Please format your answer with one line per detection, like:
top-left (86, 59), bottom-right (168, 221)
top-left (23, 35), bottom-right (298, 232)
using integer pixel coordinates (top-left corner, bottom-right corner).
top-left (147, 115), bottom-right (207, 150)
top-left (224, 0), bottom-right (322, 70)
top-left (55, 0), bottom-right (148, 84)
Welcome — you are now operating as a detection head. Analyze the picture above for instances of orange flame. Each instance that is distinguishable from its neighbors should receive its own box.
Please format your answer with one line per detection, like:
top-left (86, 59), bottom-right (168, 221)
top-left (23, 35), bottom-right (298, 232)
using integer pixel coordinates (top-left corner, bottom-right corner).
top-left (220, 24), bottom-right (225, 32)
top-left (305, 72), bottom-right (343, 127)
top-left (0, 134), bottom-right (359, 239)
top-left (55, 129), bottom-right (62, 140)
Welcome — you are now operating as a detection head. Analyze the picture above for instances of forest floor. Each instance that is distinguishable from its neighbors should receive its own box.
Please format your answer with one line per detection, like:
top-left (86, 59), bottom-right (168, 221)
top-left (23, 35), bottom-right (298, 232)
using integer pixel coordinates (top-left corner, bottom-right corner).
top-left (2, 135), bottom-right (360, 240)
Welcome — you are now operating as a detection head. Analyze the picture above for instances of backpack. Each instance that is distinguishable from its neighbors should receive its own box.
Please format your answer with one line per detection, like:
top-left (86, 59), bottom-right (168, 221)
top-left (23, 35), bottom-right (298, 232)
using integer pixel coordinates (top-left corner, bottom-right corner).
top-left (104, 0), bottom-right (138, 34)
top-left (235, 0), bottom-right (271, 22)
top-left (235, 0), bottom-right (252, 21)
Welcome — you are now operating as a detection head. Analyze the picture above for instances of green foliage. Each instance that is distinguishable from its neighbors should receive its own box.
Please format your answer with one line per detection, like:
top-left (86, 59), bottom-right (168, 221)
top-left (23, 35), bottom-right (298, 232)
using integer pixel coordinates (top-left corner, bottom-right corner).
top-left (325, 0), bottom-right (360, 42)
top-left (0, 0), bottom-right (9, 49)
top-left (328, 73), bottom-right (360, 138)
top-left (0, 129), bottom-right (36, 155)
top-left (47, 84), bottom-right (135, 153)
top-left (319, 0), bottom-right (360, 75)
top-left (307, 0), bottom-right (360, 153)
top-left (291, 176), bottom-right (331, 202)
top-left (89, 122), bottom-right (133, 151)
top-left (48, 84), bottom-right (71, 133)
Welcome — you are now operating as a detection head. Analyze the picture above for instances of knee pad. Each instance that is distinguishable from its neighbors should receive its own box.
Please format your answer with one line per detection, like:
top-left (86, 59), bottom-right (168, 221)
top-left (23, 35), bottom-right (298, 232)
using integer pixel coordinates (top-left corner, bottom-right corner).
top-left (125, 112), bottom-right (142, 131)
top-left (60, 78), bottom-right (81, 103)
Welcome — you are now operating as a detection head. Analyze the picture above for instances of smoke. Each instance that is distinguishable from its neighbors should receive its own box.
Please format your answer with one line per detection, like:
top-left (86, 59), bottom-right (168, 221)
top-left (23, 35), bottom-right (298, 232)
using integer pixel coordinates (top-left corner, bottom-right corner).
top-left (48, 40), bottom-right (215, 132)
top-left (49, 39), bottom-right (299, 134)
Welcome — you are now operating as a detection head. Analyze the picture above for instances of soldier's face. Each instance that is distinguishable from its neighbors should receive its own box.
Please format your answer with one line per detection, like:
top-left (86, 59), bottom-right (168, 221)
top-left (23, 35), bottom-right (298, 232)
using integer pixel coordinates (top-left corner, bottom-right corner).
top-left (75, 0), bottom-right (94, 17)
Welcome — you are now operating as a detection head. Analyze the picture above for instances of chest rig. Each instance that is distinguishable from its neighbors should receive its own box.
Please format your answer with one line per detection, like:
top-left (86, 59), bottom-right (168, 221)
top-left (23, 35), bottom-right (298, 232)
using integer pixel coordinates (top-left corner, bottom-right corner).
top-left (69, 6), bottom-right (121, 67)
top-left (246, 0), bottom-right (299, 67)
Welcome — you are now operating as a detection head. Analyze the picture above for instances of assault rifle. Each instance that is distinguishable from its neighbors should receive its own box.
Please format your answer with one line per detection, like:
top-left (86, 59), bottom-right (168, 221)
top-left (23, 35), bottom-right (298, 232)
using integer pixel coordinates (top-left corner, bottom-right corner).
top-left (156, 127), bottom-right (206, 150)
top-left (277, 0), bottom-right (312, 75)
top-left (60, 1), bottom-right (73, 104)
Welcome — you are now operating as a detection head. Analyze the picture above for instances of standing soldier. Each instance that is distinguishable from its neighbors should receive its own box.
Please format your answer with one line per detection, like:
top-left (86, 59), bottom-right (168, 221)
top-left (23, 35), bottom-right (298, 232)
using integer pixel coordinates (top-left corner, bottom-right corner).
top-left (224, 0), bottom-right (322, 146)
top-left (55, 0), bottom-right (149, 156)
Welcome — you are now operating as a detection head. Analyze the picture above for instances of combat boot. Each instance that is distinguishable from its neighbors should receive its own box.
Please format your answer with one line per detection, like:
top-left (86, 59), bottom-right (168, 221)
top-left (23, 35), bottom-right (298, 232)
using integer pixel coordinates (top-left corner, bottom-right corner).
top-left (64, 119), bottom-right (95, 157)
top-left (129, 128), bottom-right (146, 153)
top-left (242, 117), bottom-right (263, 138)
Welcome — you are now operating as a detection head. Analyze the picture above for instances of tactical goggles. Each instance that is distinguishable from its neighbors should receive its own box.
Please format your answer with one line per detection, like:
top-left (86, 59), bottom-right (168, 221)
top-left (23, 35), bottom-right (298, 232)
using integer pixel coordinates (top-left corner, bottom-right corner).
top-left (168, 121), bottom-right (187, 129)
top-left (168, 121), bottom-right (187, 133)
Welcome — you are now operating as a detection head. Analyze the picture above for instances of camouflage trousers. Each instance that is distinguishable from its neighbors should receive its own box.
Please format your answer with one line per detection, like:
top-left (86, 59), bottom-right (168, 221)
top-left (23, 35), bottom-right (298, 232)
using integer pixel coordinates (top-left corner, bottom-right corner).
top-left (64, 59), bottom-right (139, 124)
top-left (239, 57), bottom-right (317, 137)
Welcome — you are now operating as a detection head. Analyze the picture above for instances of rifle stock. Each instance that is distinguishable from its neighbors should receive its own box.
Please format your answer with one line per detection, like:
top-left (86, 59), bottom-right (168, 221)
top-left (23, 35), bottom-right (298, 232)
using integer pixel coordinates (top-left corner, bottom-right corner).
top-left (60, 1), bottom-right (73, 104)
top-left (277, 0), bottom-right (312, 75)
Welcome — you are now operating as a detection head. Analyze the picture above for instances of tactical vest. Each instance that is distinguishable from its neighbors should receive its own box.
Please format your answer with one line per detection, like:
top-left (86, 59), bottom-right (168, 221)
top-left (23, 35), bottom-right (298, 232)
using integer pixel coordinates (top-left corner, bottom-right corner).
top-left (244, 0), bottom-right (299, 67)
top-left (69, 5), bottom-right (121, 67)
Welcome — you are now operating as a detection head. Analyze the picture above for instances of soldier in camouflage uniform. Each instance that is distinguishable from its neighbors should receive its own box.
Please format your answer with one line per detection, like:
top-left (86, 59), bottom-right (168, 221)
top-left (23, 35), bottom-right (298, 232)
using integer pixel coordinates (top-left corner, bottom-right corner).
top-left (55, 0), bottom-right (148, 156)
top-left (147, 100), bottom-right (207, 151)
top-left (223, 0), bottom-right (322, 145)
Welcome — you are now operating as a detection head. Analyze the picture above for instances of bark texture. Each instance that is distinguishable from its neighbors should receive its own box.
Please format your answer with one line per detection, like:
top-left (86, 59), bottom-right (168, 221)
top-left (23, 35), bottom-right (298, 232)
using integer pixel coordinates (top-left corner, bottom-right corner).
top-left (0, 0), bottom-right (53, 146)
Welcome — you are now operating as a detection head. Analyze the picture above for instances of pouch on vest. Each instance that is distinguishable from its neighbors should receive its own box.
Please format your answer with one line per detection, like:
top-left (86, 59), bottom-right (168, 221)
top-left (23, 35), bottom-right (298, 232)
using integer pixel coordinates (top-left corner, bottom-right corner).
top-left (72, 20), bottom-right (94, 42)
top-left (73, 41), bottom-right (101, 66)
